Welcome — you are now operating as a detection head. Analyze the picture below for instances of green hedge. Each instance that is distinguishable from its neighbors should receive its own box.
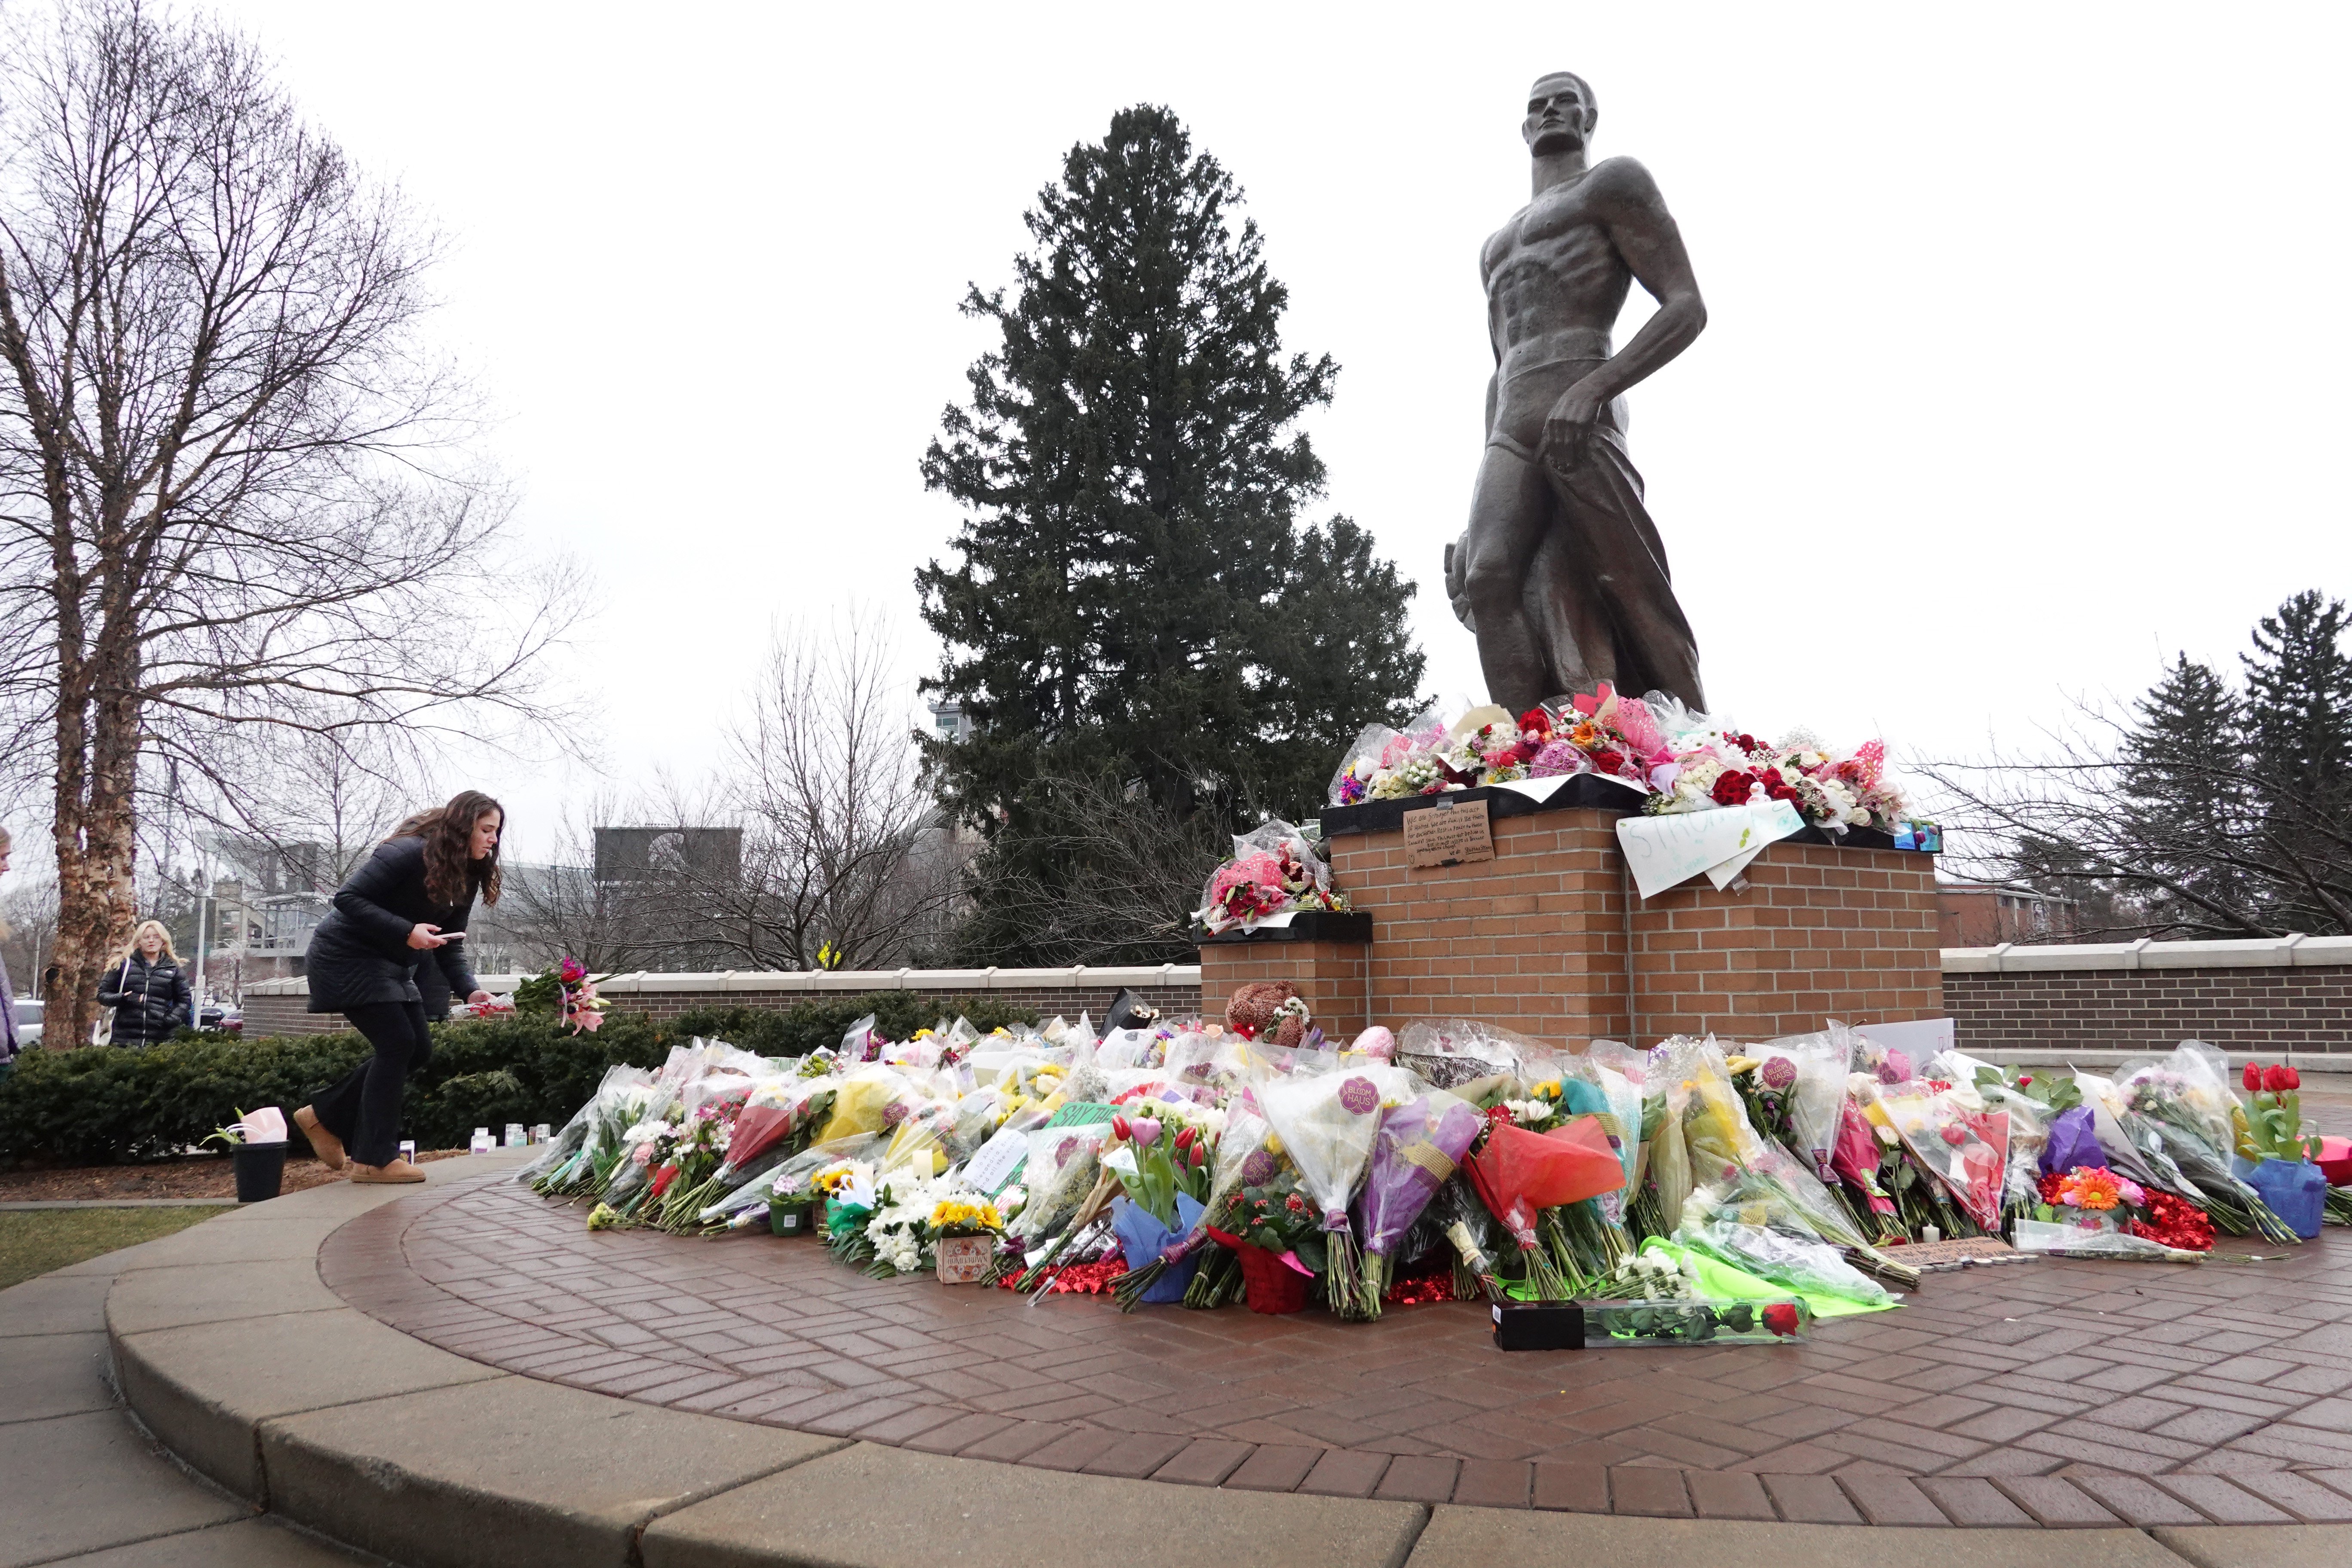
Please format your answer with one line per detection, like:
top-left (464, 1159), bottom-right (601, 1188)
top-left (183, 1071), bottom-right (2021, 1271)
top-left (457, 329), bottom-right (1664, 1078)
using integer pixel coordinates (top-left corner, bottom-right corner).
top-left (0, 992), bottom-right (1036, 1166)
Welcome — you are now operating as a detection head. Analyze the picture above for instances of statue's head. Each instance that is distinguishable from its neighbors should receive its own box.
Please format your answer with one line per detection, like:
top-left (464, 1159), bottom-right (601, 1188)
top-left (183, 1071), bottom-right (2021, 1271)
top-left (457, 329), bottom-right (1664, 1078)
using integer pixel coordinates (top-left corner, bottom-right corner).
top-left (1524, 72), bottom-right (1597, 157)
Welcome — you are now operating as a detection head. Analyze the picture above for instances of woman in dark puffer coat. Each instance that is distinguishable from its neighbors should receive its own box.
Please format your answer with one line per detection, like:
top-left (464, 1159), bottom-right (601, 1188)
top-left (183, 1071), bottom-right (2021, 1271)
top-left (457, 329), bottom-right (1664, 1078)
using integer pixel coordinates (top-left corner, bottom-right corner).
top-left (97, 922), bottom-right (193, 1046)
top-left (293, 791), bottom-right (501, 1184)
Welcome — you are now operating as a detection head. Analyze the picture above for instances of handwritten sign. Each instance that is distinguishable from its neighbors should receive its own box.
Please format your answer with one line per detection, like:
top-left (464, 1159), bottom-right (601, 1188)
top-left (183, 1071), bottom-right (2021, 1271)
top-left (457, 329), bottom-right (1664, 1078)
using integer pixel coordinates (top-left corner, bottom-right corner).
top-left (963, 1126), bottom-right (1029, 1194)
top-left (1614, 801), bottom-right (1803, 900)
top-left (1406, 798), bottom-right (1494, 868)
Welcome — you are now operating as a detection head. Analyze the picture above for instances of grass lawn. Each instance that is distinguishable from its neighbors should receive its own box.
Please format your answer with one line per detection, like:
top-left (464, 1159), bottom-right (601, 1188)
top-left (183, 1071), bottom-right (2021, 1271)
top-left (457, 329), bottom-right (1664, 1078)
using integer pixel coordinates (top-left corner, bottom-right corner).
top-left (0, 1207), bottom-right (232, 1289)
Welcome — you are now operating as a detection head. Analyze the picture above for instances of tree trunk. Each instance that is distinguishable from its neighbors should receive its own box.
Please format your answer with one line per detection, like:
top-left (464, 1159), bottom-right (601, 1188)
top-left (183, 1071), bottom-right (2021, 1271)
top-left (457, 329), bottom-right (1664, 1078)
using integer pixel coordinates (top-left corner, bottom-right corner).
top-left (47, 640), bottom-right (141, 1052)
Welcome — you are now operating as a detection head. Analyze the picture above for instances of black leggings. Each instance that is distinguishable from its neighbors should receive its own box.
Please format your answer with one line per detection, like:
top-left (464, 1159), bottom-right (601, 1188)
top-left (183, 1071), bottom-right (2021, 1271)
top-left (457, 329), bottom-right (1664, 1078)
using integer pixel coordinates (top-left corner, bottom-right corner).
top-left (312, 1000), bottom-right (433, 1167)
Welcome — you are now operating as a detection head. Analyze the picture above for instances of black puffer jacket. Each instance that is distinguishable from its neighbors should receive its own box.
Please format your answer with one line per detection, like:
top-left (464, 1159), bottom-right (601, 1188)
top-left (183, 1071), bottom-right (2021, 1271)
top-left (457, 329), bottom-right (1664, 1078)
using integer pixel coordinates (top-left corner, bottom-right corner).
top-left (303, 836), bottom-right (478, 1014)
top-left (98, 952), bottom-right (192, 1046)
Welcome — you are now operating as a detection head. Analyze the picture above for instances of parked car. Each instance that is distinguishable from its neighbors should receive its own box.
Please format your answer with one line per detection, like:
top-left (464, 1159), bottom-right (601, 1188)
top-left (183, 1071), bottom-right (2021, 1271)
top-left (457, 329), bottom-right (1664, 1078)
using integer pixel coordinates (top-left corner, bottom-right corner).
top-left (184, 1001), bottom-right (240, 1036)
top-left (13, 998), bottom-right (40, 1047)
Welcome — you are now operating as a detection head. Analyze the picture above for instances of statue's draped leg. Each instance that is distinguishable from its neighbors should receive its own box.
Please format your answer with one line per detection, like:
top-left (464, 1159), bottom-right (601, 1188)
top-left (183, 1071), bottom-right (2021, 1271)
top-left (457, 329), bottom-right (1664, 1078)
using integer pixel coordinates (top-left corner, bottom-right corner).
top-left (1540, 421), bottom-right (1706, 714)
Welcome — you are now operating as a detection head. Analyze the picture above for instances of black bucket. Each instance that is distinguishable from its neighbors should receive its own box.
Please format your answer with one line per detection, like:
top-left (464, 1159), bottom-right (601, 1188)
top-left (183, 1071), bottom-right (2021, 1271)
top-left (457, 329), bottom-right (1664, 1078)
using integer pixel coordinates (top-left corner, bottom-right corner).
top-left (233, 1141), bottom-right (287, 1204)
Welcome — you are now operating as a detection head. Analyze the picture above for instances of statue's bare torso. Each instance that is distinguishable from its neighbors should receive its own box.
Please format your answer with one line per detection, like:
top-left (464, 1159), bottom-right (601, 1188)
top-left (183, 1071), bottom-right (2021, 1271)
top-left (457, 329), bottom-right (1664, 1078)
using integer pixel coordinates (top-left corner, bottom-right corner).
top-left (1478, 158), bottom-right (1682, 455)
top-left (1482, 160), bottom-right (1638, 390)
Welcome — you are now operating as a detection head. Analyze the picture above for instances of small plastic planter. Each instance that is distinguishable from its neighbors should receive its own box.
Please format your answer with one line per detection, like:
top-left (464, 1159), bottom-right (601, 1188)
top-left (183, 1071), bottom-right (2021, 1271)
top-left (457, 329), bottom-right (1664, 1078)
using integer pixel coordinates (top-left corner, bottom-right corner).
top-left (232, 1141), bottom-right (287, 1203)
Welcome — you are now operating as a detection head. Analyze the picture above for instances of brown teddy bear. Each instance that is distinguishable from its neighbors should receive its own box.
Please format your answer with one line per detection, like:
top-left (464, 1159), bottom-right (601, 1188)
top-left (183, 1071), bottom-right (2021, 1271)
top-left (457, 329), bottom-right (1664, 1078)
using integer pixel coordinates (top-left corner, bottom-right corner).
top-left (1225, 981), bottom-right (1313, 1047)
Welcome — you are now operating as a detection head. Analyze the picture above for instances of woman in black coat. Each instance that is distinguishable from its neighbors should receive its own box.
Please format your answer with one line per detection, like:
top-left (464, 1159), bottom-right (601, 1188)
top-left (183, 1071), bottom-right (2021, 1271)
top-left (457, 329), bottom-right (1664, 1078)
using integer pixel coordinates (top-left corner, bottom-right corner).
top-left (97, 921), bottom-right (193, 1046)
top-left (293, 791), bottom-right (501, 1183)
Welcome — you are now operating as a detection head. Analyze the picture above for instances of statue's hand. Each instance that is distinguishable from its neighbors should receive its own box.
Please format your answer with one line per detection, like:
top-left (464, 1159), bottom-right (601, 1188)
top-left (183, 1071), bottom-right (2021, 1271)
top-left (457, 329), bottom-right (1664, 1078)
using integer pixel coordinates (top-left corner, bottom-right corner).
top-left (1443, 537), bottom-right (1475, 632)
top-left (1541, 385), bottom-right (1603, 476)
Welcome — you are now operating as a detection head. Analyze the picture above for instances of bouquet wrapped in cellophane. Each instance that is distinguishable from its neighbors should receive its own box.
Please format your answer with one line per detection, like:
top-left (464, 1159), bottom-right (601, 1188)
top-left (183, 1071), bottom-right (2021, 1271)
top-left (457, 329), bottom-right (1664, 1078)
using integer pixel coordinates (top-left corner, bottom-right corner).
top-left (1255, 1064), bottom-right (1420, 1311)
top-left (1351, 1089), bottom-right (1484, 1317)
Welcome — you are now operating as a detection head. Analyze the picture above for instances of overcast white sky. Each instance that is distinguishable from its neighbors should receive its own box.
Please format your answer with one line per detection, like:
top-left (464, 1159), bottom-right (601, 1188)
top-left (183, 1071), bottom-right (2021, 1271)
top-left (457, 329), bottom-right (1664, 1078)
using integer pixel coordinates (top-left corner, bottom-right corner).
top-left (208, 1), bottom-right (2352, 859)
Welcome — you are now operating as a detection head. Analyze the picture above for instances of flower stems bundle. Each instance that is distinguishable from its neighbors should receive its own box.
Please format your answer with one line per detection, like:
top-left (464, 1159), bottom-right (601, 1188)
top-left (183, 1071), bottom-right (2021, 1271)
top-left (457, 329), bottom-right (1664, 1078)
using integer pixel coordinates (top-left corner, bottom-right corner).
top-left (2124, 1109), bottom-right (2297, 1243)
top-left (1542, 1197), bottom-right (1630, 1287)
top-left (1467, 1115), bottom-right (1624, 1300)
top-left (1012, 1168), bottom-right (1121, 1295)
top-left (1432, 1182), bottom-right (1504, 1302)
top-left (980, 1236), bottom-right (1026, 1287)
top-left (1103, 1113), bottom-right (1211, 1311)
top-left (1181, 1245), bottom-right (1244, 1308)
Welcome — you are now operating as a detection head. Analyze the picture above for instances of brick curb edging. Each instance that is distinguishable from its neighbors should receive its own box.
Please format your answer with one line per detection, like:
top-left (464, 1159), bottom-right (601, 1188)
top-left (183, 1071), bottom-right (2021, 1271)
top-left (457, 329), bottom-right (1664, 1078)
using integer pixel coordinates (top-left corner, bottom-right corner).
top-left (299, 1176), bottom-right (2352, 1537)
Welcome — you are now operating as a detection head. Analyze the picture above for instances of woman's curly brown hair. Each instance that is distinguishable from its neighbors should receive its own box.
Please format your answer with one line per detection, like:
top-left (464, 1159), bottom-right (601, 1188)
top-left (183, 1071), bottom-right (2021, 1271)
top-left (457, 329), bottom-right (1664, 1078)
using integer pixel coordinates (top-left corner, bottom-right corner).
top-left (389, 790), bottom-right (504, 908)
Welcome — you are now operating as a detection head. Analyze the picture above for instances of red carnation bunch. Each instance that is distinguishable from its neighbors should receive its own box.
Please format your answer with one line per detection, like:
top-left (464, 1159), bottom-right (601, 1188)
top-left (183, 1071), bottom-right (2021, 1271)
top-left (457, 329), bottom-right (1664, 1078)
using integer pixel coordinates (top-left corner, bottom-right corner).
top-left (1711, 769), bottom-right (1755, 806)
top-left (2127, 1190), bottom-right (2214, 1252)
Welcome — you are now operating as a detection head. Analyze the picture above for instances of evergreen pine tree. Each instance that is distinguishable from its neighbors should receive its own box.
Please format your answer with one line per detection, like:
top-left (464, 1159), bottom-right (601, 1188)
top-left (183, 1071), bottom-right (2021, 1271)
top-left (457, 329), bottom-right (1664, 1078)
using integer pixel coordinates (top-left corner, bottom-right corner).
top-left (2242, 591), bottom-right (2352, 805)
top-left (2240, 590), bottom-right (2352, 931)
top-left (916, 106), bottom-right (1423, 960)
top-left (2114, 654), bottom-right (2251, 930)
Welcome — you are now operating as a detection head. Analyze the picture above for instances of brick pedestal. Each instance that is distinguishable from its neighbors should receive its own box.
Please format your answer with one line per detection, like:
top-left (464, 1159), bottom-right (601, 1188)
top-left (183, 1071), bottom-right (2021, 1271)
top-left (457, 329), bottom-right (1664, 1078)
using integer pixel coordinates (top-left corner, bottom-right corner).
top-left (1318, 783), bottom-right (1940, 1047)
top-left (1329, 808), bottom-right (1630, 1041)
top-left (1628, 838), bottom-right (1941, 1040)
top-left (1197, 913), bottom-right (1372, 1041)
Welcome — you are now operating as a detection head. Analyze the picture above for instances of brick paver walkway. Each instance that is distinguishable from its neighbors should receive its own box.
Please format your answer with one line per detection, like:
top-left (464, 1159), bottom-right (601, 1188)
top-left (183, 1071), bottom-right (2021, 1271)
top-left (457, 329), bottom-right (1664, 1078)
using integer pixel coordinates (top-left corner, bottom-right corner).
top-left (321, 1168), bottom-right (2352, 1528)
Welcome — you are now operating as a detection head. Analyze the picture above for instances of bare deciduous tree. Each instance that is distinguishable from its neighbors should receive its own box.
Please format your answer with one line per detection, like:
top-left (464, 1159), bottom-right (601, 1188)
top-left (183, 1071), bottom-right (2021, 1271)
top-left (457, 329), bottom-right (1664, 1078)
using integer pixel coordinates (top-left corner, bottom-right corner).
top-left (493, 785), bottom-right (736, 975)
top-left (943, 770), bottom-right (1232, 966)
top-left (719, 621), bottom-right (962, 971)
top-left (0, 2), bottom-right (565, 1046)
top-left (1924, 715), bottom-right (2352, 942)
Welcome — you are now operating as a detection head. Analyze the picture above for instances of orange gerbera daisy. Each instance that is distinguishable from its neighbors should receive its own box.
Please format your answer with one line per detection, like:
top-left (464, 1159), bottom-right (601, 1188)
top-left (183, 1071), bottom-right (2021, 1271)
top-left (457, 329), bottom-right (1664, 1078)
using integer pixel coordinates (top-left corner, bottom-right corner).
top-left (2058, 1167), bottom-right (2125, 1212)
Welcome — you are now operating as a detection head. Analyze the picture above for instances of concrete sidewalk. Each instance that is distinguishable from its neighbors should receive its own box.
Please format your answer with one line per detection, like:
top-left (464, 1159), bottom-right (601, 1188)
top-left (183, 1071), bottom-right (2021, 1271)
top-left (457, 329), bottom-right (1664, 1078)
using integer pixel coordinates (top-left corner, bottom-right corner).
top-left (17, 1154), bottom-right (2352, 1568)
top-left (0, 1237), bottom-right (383, 1566)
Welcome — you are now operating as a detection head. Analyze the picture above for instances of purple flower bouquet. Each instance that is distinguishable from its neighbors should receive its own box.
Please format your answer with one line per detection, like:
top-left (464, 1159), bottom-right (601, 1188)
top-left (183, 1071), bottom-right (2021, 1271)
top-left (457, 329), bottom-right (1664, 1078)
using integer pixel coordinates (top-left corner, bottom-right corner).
top-left (1350, 1092), bottom-right (1485, 1319)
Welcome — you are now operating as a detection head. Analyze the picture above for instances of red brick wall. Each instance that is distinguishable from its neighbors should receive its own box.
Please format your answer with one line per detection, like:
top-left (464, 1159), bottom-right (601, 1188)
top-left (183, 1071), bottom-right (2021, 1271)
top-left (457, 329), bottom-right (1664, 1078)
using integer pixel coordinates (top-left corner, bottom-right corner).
top-left (603, 984), bottom-right (1202, 1026)
top-left (238, 962), bottom-right (2352, 1057)
top-left (1629, 839), bottom-right (1942, 1040)
top-left (1329, 810), bottom-right (1631, 1042)
top-left (1325, 811), bottom-right (1940, 1046)
top-left (1945, 967), bottom-right (2352, 1056)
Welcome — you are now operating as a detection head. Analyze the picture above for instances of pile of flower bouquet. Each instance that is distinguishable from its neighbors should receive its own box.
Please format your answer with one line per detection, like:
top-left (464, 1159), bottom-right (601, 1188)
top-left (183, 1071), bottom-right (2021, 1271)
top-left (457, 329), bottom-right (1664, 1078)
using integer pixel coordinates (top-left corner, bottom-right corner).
top-left (1192, 820), bottom-right (1351, 937)
top-left (521, 1002), bottom-right (2337, 1326)
top-left (1327, 684), bottom-right (1914, 835)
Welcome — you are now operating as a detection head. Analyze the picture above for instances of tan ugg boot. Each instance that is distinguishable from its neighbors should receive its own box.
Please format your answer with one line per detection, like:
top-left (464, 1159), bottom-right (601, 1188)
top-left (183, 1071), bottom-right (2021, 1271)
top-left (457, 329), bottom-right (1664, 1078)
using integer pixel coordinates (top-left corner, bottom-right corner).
top-left (349, 1158), bottom-right (426, 1184)
top-left (291, 1106), bottom-right (346, 1171)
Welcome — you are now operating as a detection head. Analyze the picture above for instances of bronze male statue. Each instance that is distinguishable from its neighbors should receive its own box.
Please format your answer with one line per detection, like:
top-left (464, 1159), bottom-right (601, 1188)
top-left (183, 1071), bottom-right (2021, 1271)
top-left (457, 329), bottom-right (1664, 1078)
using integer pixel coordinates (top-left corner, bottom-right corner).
top-left (1445, 71), bottom-right (1708, 716)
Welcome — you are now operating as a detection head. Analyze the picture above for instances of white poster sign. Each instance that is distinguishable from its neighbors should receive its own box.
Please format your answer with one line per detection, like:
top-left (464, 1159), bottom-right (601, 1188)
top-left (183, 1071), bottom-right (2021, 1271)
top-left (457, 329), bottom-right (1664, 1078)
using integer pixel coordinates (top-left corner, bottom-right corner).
top-left (1614, 801), bottom-right (1804, 900)
top-left (963, 1127), bottom-right (1030, 1194)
